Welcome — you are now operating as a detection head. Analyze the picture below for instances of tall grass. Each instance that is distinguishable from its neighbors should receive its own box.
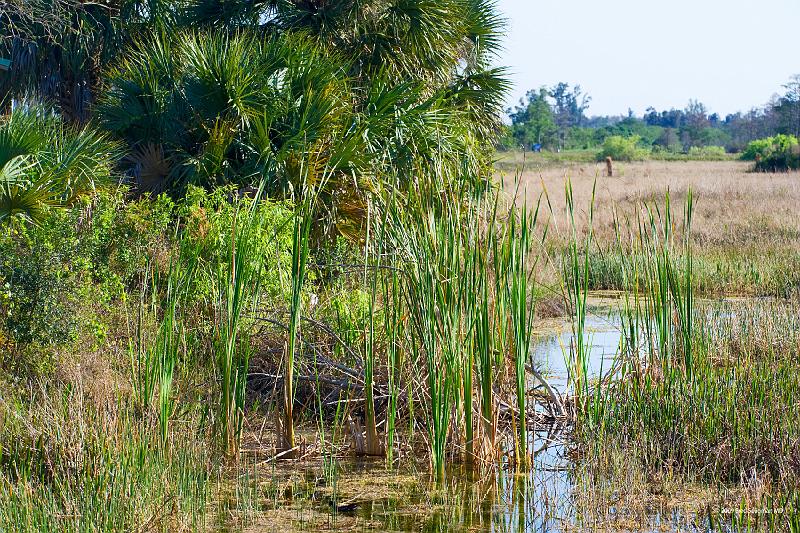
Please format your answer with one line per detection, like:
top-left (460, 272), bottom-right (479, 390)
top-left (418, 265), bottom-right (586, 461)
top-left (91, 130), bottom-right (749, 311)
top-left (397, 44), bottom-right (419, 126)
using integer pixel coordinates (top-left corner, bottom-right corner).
top-left (563, 179), bottom-right (596, 399)
top-left (474, 246), bottom-right (497, 454)
top-left (377, 171), bottom-right (548, 478)
top-left (503, 200), bottom-right (538, 467)
top-left (398, 200), bottom-right (458, 480)
top-left (0, 387), bottom-right (212, 532)
top-left (384, 268), bottom-right (403, 464)
top-left (362, 202), bottom-right (384, 456)
top-left (215, 183), bottom-right (269, 454)
top-left (635, 189), bottom-right (695, 375)
top-left (277, 188), bottom-right (314, 456)
top-left (571, 190), bottom-right (800, 525)
top-left (131, 235), bottom-right (199, 444)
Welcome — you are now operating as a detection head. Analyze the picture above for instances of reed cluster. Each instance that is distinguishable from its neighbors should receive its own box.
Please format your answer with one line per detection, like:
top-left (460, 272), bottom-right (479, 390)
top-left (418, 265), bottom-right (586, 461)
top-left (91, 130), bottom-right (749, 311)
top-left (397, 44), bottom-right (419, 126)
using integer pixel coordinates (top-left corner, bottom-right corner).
top-left (362, 175), bottom-right (547, 478)
top-left (571, 191), bottom-right (800, 529)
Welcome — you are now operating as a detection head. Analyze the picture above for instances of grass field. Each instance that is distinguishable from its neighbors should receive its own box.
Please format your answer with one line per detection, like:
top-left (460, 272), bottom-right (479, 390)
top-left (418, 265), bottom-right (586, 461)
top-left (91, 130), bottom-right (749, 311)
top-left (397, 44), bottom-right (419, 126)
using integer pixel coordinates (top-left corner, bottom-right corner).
top-left (494, 149), bottom-right (738, 173)
top-left (502, 160), bottom-right (800, 296)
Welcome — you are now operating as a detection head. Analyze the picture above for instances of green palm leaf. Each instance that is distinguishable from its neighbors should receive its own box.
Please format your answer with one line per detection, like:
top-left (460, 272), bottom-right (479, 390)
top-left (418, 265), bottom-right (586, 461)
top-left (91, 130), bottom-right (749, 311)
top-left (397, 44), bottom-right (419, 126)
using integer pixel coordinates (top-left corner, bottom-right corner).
top-left (0, 107), bottom-right (118, 224)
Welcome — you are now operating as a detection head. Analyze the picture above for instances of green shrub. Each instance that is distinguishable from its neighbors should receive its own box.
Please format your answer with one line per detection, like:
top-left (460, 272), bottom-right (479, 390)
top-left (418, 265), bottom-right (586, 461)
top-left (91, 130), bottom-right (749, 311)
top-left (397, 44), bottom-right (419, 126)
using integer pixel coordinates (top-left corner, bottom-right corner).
top-left (687, 145), bottom-right (727, 160)
top-left (178, 186), bottom-right (294, 307)
top-left (596, 135), bottom-right (649, 162)
top-left (741, 137), bottom-right (781, 160)
top-left (0, 241), bottom-right (79, 347)
top-left (741, 134), bottom-right (800, 170)
top-left (1, 209), bottom-right (93, 347)
top-left (102, 193), bottom-right (176, 287)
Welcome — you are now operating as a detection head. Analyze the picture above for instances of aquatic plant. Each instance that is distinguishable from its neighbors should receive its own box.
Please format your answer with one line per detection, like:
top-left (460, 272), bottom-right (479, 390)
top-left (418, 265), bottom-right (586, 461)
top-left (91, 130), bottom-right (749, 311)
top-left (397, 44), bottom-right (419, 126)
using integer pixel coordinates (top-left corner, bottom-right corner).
top-left (276, 185), bottom-right (316, 456)
top-left (504, 199), bottom-right (539, 467)
top-left (563, 179), bottom-right (596, 399)
top-left (215, 182), bottom-right (270, 454)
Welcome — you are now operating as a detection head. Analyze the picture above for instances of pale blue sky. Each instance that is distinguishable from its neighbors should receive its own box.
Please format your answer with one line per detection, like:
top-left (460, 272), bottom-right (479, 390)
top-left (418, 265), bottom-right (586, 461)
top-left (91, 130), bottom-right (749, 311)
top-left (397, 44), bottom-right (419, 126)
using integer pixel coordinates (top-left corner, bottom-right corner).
top-left (497, 0), bottom-right (800, 117)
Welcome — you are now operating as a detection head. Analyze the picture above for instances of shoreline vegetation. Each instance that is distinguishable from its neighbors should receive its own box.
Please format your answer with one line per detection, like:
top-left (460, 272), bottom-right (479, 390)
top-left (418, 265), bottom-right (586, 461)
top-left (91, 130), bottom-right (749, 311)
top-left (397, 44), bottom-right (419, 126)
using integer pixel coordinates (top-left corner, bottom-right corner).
top-left (2, 2), bottom-right (800, 531)
top-left (2, 158), bottom-right (800, 531)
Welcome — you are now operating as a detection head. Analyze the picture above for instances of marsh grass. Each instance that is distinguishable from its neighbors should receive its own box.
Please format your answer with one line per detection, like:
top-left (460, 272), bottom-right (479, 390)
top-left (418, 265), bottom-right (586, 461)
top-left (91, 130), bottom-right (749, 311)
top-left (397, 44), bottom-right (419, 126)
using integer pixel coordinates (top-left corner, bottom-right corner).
top-left (384, 269), bottom-right (403, 464)
top-left (371, 169), bottom-right (556, 478)
top-left (129, 231), bottom-right (200, 444)
top-left (215, 182), bottom-right (271, 455)
top-left (574, 190), bottom-right (800, 530)
top-left (503, 199), bottom-right (539, 467)
top-left (0, 388), bottom-right (212, 532)
top-left (277, 185), bottom-right (316, 457)
top-left (7, 153), bottom-right (800, 532)
top-left (563, 179), bottom-right (596, 401)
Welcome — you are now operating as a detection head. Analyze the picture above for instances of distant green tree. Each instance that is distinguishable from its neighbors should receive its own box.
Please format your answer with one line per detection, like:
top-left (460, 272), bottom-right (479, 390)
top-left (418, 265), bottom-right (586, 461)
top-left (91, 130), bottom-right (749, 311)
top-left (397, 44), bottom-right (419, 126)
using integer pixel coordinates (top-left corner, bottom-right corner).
top-left (565, 127), bottom-right (599, 150)
top-left (508, 87), bottom-right (557, 148)
top-left (694, 127), bottom-right (732, 149)
top-left (775, 75), bottom-right (800, 137)
top-left (549, 83), bottom-right (591, 149)
top-left (597, 135), bottom-right (648, 162)
top-left (508, 83), bottom-right (591, 150)
top-left (655, 128), bottom-right (682, 152)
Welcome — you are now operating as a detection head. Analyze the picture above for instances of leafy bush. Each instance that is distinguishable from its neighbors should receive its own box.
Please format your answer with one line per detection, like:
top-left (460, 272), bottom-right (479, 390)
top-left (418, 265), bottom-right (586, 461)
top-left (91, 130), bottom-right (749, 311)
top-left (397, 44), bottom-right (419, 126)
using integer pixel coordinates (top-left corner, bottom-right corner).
top-left (596, 135), bottom-right (649, 162)
top-left (741, 137), bottom-right (782, 160)
top-left (0, 185), bottom-right (297, 388)
top-left (178, 186), bottom-right (294, 307)
top-left (687, 145), bottom-right (727, 160)
top-left (1, 196), bottom-right (119, 351)
top-left (0, 232), bottom-right (80, 347)
top-left (741, 135), bottom-right (800, 171)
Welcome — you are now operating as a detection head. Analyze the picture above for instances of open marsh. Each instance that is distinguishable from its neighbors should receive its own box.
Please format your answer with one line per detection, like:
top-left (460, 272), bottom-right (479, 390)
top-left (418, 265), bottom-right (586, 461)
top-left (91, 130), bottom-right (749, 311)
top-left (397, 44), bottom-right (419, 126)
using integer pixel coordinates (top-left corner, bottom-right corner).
top-left (4, 159), bottom-right (800, 532)
top-left (216, 294), bottom-right (795, 532)
top-left (4, 0), bottom-right (800, 529)
top-left (508, 160), bottom-right (800, 245)
top-left (504, 160), bottom-right (800, 296)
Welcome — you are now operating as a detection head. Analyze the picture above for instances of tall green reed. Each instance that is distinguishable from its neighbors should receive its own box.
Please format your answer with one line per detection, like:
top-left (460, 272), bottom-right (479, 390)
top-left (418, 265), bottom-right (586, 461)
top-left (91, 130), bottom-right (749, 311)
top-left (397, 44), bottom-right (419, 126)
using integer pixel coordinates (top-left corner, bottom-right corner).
top-left (131, 233), bottom-right (199, 444)
top-left (215, 182), bottom-right (269, 454)
top-left (503, 200), bottom-right (539, 467)
top-left (380, 170), bottom-right (546, 476)
top-left (637, 189), bottom-right (695, 375)
top-left (563, 179), bottom-right (596, 399)
top-left (386, 178), bottom-right (466, 480)
top-left (384, 268), bottom-right (403, 464)
top-left (362, 201), bottom-right (385, 456)
top-left (278, 186), bottom-right (315, 456)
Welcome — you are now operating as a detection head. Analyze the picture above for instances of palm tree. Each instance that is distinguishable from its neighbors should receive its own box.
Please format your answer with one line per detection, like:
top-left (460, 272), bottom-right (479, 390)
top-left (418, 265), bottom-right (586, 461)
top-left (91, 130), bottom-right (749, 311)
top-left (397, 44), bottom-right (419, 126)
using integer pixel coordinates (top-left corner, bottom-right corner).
top-left (0, 106), bottom-right (119, 224)
top-left (0, 0), bottom-right (182, 121)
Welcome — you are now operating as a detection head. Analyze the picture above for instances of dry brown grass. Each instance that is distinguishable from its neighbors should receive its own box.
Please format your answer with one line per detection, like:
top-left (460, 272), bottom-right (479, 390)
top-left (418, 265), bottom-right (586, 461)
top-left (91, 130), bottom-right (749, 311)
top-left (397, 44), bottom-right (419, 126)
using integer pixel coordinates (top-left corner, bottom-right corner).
top-left (500, 160), bottom-right (800, 250)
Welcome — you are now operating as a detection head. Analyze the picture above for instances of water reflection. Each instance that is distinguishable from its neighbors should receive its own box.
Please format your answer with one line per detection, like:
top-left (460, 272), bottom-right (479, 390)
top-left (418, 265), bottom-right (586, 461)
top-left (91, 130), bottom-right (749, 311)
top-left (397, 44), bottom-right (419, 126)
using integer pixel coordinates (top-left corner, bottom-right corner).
top-left (531, 302), bottom-right (624, 394)
top-left (238, 299), bottom-right (707, 532)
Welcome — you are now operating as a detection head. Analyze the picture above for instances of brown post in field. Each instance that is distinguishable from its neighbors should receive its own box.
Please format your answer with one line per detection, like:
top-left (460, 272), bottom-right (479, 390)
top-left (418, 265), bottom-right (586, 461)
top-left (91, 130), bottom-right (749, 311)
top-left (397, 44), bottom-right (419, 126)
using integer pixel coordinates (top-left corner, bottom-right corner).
top-left (605, 156), bottom-right (613, 177)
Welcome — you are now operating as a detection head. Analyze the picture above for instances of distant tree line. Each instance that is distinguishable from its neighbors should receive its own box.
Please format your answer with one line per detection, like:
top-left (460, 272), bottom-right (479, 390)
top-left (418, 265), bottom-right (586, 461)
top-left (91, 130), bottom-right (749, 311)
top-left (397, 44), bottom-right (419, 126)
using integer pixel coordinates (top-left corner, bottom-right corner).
top-left (502, 76), bottom-right (800, 153)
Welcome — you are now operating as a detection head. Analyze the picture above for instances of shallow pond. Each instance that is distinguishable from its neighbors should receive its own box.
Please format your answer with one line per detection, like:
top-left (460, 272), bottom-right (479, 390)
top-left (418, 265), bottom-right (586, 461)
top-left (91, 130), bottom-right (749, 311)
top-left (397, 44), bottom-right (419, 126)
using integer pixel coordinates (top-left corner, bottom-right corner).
top-left (227, 295), bottom-right (716, 532)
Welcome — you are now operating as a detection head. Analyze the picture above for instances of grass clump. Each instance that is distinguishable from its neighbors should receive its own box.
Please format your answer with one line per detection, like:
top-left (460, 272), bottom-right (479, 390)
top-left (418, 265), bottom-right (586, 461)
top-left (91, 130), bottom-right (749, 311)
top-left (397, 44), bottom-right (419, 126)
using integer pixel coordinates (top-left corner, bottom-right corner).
top-left (573, 191), bottom-right (800, 530)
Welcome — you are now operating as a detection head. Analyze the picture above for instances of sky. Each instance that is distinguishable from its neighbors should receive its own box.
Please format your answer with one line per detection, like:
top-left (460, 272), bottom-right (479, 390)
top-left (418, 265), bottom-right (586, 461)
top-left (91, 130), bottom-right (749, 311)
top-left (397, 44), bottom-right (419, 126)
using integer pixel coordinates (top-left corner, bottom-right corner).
top-left (497, 0), bottom-right (800, 118)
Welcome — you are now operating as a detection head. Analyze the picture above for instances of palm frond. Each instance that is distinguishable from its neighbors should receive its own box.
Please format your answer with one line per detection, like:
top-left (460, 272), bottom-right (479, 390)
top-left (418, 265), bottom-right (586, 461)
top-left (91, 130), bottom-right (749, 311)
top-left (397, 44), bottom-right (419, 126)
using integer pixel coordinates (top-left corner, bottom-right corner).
top-left (0, 107), bottom-right (116, 224)
top-left (182, 31), bottom-right (266, 127)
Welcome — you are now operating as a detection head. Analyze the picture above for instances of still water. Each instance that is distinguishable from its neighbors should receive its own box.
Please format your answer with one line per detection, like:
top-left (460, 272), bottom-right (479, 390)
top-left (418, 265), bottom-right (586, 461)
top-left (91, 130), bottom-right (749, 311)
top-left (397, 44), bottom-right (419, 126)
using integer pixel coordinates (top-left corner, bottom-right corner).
top-left (229, 297), bottom-right (708, 532)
